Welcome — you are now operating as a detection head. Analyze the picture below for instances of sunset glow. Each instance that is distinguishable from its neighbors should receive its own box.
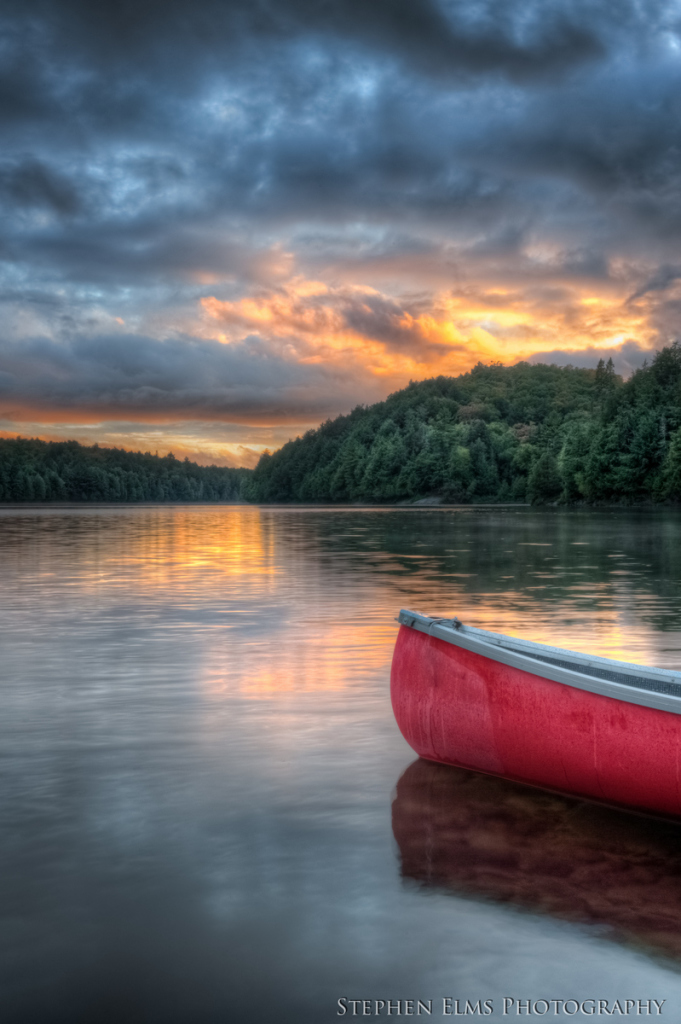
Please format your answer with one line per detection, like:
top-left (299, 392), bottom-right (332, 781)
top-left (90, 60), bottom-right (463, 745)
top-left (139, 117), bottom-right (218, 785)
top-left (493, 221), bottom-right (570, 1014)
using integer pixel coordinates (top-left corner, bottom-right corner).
top-left (202, 275), bottom-right (660, 387)
top-left (2, 2), bottom-right (680, 464)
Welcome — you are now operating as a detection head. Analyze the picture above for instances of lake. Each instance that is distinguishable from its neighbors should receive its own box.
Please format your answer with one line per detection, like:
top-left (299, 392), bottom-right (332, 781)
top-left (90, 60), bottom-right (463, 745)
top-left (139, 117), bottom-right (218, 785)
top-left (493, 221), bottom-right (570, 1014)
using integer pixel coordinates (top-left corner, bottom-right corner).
top-left (2, 504), bottom-right (681, 1023)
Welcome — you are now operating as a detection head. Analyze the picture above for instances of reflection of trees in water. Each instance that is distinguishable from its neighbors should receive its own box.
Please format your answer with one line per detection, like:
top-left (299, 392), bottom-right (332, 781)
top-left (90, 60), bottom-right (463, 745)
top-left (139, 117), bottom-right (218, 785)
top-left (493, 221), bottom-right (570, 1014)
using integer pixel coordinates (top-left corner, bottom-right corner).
top-left (392, 759), bottom-right (681, 966)
top-left (271, 507), bottom-right (681, 634)
top-left (5, 505), bottom-right (681, 659)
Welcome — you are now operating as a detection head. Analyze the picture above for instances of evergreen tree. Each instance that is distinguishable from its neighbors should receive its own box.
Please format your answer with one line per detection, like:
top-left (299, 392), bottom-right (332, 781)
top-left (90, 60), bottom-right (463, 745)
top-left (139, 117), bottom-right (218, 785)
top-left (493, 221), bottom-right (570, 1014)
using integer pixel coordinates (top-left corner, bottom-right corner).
top-left (527, 451), bottom-right (562, 504)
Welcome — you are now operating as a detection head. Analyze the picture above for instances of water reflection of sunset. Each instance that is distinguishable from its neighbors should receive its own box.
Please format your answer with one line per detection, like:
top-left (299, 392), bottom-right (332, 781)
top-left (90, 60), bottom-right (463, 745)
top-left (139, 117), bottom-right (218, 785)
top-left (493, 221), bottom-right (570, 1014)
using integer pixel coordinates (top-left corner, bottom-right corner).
top-left (4, 503), bottom-right (681, 1016)
top-left (77, 506), bottom-right (280, 594)
top-left (4, 506), bottom-right (680, 710)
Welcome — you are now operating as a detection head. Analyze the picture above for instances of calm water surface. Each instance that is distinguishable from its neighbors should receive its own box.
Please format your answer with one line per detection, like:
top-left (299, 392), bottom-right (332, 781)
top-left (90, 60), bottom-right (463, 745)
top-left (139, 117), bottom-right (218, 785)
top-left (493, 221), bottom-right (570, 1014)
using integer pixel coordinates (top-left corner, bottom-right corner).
top-left (3, 505), bottom-right (681, 1023)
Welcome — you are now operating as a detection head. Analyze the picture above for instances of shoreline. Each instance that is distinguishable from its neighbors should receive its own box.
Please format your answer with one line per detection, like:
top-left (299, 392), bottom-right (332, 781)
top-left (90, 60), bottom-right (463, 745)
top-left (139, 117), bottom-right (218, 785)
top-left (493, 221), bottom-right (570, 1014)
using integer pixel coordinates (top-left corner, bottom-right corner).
top-left (0, 500), bottom-right (678, 510)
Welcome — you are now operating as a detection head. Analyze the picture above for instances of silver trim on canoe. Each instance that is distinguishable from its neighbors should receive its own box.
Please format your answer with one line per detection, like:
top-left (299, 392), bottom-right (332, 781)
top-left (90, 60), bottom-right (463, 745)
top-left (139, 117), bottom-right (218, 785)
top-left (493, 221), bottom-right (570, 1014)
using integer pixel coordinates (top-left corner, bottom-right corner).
top-left (397, 610), bottom-right (681, 716)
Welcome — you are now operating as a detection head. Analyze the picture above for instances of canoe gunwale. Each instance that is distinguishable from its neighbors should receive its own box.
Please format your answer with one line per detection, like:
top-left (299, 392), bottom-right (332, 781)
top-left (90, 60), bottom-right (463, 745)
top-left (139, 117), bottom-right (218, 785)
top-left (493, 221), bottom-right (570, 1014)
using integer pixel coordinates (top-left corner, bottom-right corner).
top-left (397, 610), bottom-right (681, 716)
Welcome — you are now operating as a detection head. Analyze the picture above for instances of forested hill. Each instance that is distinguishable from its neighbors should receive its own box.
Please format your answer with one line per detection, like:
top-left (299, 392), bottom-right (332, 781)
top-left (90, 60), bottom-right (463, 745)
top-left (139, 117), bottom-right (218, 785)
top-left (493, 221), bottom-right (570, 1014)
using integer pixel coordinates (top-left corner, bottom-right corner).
top-left (0, 439), bottom-right (249, 502)
top-left (244, 346), bottom-right (681, 504)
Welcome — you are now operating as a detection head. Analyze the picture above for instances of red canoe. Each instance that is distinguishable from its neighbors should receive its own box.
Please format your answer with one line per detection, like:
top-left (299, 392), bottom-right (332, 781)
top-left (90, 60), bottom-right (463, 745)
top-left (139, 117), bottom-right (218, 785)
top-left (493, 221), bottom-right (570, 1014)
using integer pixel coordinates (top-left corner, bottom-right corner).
top-left (391, 610), bottom-right (681, 817)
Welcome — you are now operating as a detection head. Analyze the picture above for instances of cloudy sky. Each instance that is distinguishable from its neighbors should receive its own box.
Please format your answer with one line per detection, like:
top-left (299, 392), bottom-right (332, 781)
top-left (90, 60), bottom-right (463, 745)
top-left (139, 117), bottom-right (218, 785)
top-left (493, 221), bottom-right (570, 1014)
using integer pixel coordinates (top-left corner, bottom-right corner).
top-left (2, 0), bottom-right (681, 465)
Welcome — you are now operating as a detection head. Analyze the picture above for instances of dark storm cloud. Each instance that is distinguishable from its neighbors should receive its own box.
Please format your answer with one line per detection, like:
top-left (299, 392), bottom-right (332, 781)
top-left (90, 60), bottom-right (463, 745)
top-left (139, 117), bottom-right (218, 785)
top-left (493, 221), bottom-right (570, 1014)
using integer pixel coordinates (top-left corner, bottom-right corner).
top-left (0, 331), bottom-right (381, 421)
top-left (0, 2), bottom-right (677, 183)
top-left (463, 61), bottom-right (681, 237)
top-left (1, 0), bottom-right (611, 96)
top-left (6, 223), bottom-right (289, 287)
top-left (629, 264), bottom-right (681, 302)
top-left (341, 292), bottom-right (430, 352)
top-left (0, 158), bottom-right (80, 215)
top-left (1, 1), bottom-right (679, 264)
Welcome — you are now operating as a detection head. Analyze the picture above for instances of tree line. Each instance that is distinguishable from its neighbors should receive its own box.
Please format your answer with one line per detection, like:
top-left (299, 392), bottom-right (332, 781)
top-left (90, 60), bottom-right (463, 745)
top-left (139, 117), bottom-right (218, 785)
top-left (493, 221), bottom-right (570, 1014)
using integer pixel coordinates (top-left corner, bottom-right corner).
top-left (244, 344), bottom-right (681, 504)
top-left (0, 438), bottom-right (249, 502)
top-left (5, 346), bottom-right (681, 505)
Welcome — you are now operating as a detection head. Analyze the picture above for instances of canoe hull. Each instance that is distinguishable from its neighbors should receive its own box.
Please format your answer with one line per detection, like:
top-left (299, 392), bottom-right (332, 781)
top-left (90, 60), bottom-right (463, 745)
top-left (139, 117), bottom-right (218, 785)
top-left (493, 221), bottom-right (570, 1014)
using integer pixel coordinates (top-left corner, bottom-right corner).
top-left (390, 624), bottom-right (681, 817)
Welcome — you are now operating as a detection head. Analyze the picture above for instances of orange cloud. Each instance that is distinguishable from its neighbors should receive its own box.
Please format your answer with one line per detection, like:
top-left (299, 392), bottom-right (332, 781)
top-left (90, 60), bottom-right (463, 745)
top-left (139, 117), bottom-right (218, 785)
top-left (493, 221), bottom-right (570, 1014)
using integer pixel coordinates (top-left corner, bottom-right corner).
top-left (1, 264), bottom-right (669, 466)
top-left (201, 273), bottom-right (660, 383)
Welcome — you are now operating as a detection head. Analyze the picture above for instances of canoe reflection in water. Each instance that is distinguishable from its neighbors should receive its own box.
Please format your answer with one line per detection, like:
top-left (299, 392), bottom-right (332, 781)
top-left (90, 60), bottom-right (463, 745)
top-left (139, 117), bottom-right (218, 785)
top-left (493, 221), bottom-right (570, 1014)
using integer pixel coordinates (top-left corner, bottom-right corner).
top-left (392, 758), bottom-right (681, 963)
